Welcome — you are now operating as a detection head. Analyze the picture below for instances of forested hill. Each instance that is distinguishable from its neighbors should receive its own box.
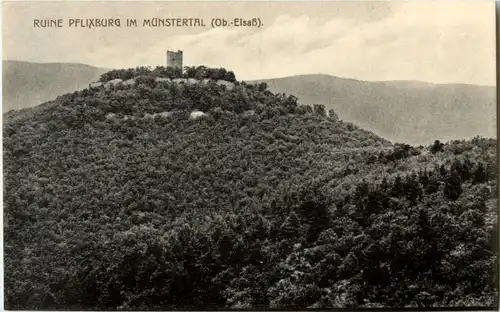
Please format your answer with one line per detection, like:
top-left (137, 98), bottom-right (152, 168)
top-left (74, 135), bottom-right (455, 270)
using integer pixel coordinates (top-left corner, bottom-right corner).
top-left (251, 74), bottom-right (496, 145)
top-left (4, 61), bottom-right (496, 146)
top-left (4, 66), bottom-right (498, 310)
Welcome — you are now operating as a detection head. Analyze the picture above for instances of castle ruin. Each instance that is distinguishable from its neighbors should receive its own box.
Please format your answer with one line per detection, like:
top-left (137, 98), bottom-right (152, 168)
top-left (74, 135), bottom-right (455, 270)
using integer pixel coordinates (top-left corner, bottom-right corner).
top-left (166, 50), bottom-right (183, 69)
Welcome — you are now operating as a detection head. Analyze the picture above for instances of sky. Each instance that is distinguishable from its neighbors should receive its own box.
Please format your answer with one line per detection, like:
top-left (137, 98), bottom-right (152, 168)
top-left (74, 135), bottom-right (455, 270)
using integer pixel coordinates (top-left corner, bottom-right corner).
top-left (2, 1), bottom-right (496, 85)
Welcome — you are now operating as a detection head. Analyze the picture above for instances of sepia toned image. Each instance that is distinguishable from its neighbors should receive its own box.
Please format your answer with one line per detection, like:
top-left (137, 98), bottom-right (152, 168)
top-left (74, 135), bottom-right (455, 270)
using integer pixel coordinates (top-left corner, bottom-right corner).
top-left (2, 0), bottom-right (498, 310)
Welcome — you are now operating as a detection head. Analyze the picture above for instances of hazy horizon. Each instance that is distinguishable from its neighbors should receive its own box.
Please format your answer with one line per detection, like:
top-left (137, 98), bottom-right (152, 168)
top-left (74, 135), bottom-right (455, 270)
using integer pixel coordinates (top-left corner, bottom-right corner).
top-left (2, 59), bottom-right (496, 88)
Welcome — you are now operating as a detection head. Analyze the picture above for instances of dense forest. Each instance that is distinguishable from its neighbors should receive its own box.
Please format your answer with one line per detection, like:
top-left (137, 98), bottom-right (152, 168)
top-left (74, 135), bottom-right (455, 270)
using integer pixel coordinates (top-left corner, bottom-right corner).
top-left (98, 65), bottom-right (236, 83)
top-left (3, 67), bottom-right (498, 309)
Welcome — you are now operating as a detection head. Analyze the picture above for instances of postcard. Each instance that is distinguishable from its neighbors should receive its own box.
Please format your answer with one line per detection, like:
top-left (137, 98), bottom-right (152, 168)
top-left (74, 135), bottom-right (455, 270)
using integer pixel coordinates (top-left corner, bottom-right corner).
top-left (2, 1), bottom-right (498, 310)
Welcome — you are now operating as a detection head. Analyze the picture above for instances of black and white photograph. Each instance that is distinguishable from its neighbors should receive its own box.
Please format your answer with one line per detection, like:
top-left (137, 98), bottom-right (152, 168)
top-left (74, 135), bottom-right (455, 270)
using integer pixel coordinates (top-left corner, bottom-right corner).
top-left (2, 1), bottom-right (498, 310)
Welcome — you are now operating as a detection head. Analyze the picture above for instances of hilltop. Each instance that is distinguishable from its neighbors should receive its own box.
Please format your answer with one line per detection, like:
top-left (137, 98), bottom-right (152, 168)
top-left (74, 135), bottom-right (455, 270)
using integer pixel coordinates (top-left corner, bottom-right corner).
top-left (251, 74), bottom-right (496, 145)
top-left (4, 66), bottom-right (497, 310)
top-left (3, 61), bottom-right (495, 145)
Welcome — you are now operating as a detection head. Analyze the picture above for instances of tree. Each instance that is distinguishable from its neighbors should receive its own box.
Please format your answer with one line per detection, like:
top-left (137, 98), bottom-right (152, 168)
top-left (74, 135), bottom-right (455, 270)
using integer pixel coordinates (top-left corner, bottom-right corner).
top-left (296, 200), bottom-right (331, 243)
top-left (473, 163), bottom-right (487, 184)
top-left (194, 66), bottom-right (208, 80)
top-left (439, 164), bottom-right (447, 177)
top-left (426, 175), bottom-right (440, 195)
top-left (391, 176), bottom-right (404, 197)
top-left (184, 66), bottom-right (197, 78)
top-left (278, 211), bottom-right (303, 243)
top-left (224, 71), bottom-right (237, 82)
top-left (257, 82), bottom-right (268, 92)
top-left (444, 170), bottom-right (462, 200)
top-left (328, 109), bottom-right (339, 122)
top-left (313, 104), bottom-right (326, 117)
top-left (404, 174), bottom-right (422, 203)
top-left (430, 140), bottom-right (444, 154)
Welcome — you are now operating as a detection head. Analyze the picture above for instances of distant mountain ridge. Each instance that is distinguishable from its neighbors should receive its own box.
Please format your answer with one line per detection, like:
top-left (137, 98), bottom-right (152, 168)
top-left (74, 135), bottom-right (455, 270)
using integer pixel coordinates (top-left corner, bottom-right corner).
top-left (2, 60), bottom-right (109, 112)
top-left (251, 74), bottom-right (496, 145)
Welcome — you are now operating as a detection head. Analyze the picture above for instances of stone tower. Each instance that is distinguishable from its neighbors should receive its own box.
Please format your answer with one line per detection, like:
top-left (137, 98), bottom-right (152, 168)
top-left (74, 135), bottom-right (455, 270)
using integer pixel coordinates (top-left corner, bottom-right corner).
top-left (166, 50), bottom-right (183, 69)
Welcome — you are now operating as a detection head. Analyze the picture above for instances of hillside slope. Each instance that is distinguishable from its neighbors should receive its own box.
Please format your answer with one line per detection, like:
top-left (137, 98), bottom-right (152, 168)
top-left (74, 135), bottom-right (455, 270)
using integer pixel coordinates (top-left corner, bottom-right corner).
top-left (4, 68), bottom-right (498, 310)
top-left (251, 74), bottom-right (496, 145)
top-left (2, 60), bottom-right (108, 112)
